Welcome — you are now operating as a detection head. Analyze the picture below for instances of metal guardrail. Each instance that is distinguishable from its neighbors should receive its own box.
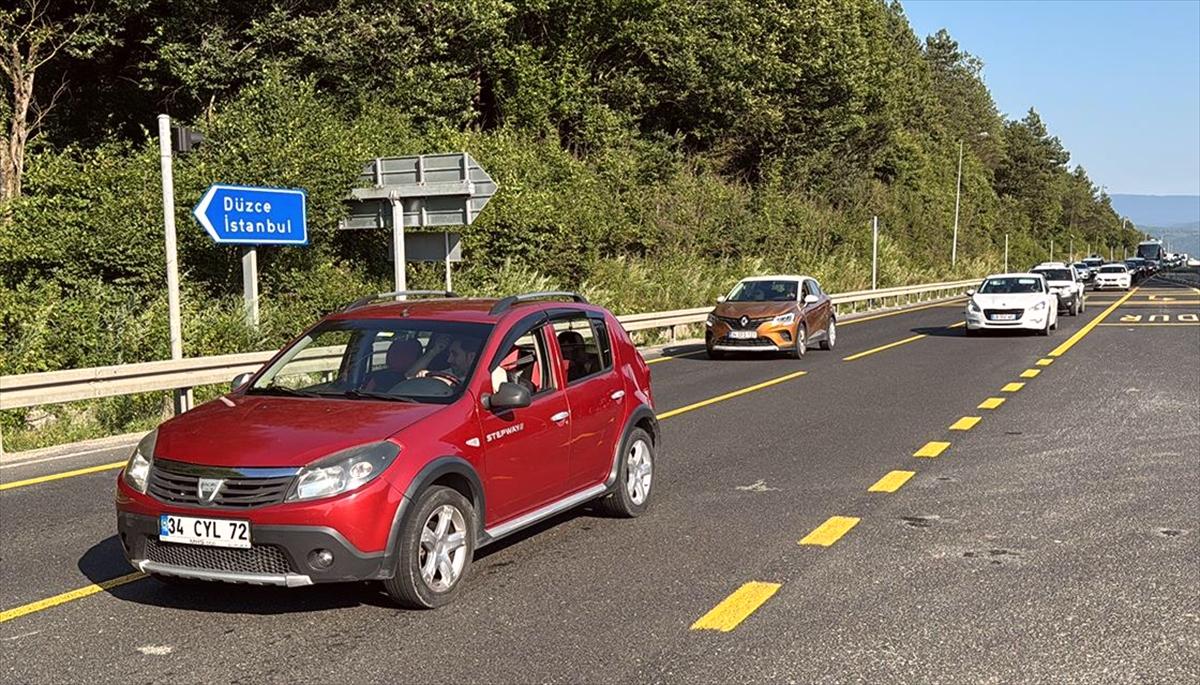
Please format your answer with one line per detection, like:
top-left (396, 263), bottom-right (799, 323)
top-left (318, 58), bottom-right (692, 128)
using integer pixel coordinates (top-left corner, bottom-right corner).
top-left (0, 279), bottom-right (977, 412)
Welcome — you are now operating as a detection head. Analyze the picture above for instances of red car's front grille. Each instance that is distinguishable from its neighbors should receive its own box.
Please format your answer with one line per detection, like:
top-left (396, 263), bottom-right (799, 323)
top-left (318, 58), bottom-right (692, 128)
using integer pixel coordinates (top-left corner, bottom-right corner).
top-left (148, 459), bottom-right (295, 508)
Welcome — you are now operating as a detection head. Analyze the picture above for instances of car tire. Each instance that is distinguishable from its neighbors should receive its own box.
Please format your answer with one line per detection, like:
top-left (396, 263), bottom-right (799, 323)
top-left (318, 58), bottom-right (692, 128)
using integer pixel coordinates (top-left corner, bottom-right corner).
top-left (819, 318), bottom-right (836, 350)
top-left (965, 326), bottom-right (978, 337)
top-left (791, 325), bottom-right (807, 359)
top-left (1079, 297), bottom-right (1086, 314)
top-left (706, 345), bottom-right (724, 360)
top-left (598, 427), bottom-right (655, 518)
top-left (383, 485), bottom-right (476, 610)
top-left (1068, 297), bottom-right (1077, 316)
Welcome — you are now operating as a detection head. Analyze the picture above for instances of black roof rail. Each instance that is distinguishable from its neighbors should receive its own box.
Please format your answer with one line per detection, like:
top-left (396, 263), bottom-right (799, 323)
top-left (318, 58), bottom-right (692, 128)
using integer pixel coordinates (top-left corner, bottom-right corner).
top-left (341, 290), bottom-right (459, 311)
top-left (488, 291), bottom-right (588, 315)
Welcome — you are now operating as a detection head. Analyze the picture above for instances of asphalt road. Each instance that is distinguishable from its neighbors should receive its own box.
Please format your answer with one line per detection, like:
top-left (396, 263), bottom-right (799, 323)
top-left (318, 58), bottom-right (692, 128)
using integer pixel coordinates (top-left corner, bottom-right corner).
top-left (2, 272), bottom-right (1197, 683)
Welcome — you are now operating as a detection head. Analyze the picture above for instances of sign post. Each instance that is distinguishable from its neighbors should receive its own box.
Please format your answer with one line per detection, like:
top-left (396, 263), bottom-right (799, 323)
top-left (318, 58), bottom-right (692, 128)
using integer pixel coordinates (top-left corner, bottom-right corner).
top-left (192, 184), bottom-right (308, 327)
top-left (340, 153), bottom-right (497, 294)
top-left (157, 114), bottom-right (189, 413)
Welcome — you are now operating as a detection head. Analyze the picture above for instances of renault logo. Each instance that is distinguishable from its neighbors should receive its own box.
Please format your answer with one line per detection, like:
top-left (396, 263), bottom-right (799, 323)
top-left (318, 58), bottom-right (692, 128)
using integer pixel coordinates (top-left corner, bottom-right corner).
top-left (739, 315), bottom-right (750, 328)
top-left (197, 478), bottom-right (224, 504)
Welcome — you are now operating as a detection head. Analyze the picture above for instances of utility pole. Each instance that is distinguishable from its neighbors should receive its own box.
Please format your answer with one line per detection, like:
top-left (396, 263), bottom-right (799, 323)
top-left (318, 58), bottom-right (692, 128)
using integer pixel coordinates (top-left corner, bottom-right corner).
top-left (157, 114), bottom-right (190, 414)
top-left (872, 216), bottom-right (879, 290)
top-left (952, 140), bottom-right (963, 269)
top-left (1050, 238), bottom-right (1054, 262)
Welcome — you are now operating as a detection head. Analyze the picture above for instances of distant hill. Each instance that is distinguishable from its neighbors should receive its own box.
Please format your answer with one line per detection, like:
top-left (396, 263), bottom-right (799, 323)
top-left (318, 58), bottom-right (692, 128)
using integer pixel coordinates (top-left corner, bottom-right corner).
top-left (1110, 194), bottom-right (1200, 229)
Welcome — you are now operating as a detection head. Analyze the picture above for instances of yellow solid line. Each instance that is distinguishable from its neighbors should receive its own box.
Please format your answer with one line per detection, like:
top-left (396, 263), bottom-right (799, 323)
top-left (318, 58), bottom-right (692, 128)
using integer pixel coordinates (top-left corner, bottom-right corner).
top-left (842, 334), bottom-right (927, 362)
top-left (1020, 369), bottom-right (1041, 379)
top-left (913, 441), bottom-right (950, 458)
top-left (839, 298), bottom-right (966, 326)
top-left (0, 572), bottom-right (146, 624)
top-left (949, 416), bottom-right (981, 431)
top-left (690, 581), bottom-right (781, 632)
top-left (656, 371), bottom-right (807, 421)
top-left (1001, 382), bottom-right (1025, 392)
top-left (978, 397), bottom-right (1006, 410)
top-left (1096, 322), bottom-right (1200, 327)
top-left (1036, 358), bottom-right (1054, 366)
top-left (799, 516), bottom-right (861, 546)
top-left (868, 470), bottom-right (915, 493)
top-left (646, 350), bottom-right (705, 365)
top-left (0, 461), bottom-right (126, 492)
top-left (1049, 287), bottom-right (1138, 357)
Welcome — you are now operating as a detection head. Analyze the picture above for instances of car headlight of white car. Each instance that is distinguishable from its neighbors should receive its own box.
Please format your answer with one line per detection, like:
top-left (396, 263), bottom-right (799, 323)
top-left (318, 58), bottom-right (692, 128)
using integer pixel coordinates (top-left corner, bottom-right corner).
top-left (287, 441), bottom-right (401, 502)
top-left (123, 429), bottom-right (157, 493)
top-left (967, 300), bottom-right (981, 314)
top-left (771, 312), bottom-right (795, 325)
top-left (1032, 301), bottom-right (1047, 311)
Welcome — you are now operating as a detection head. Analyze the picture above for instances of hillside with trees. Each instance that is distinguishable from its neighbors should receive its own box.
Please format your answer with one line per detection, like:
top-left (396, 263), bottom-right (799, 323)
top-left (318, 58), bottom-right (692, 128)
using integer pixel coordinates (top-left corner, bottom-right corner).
top-left (0, 0), bottom-right (1143, 446)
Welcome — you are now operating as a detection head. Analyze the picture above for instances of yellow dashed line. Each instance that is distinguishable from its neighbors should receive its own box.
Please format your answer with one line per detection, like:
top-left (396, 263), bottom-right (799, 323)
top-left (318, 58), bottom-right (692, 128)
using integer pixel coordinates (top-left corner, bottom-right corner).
top-left (799, 516), bottom-right (861, 546)
top-left (0, 572), bottom-right (146, 623)
top-left (690, 581), bottom-right (781, 632)
top-left (949, 416), bottom-right (981, 431)
top-left (868, 470), bottom-right (915, 493)
top-left (1001, 382), bottom-right (1025, 392)
top-left (913, 441), bottom-right (950, 458)
top-left (1020, 369), bottom-right (1041, 379)
top-left (1036, 358), bottom-right (1054, 366)
top-left (978, 397), bottom-right (1005, 409)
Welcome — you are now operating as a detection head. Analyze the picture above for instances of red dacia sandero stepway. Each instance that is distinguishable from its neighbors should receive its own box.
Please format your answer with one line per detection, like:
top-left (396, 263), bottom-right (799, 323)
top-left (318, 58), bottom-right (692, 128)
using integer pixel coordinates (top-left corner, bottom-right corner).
top-left (116, 291), bottom-right (657, 608)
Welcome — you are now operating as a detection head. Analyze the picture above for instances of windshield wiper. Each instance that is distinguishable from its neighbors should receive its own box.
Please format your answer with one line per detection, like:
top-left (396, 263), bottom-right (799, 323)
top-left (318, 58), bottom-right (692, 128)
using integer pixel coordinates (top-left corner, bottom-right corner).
top-left (343, 389), bottom-right (418, 403)
top-left (250, 385), bottom-right (323, 398)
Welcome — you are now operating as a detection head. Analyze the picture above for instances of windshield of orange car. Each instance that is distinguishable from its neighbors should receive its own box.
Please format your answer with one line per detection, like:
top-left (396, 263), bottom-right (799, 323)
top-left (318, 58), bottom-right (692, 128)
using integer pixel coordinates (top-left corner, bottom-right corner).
top-left (726, 280), bottom-right (799, 302)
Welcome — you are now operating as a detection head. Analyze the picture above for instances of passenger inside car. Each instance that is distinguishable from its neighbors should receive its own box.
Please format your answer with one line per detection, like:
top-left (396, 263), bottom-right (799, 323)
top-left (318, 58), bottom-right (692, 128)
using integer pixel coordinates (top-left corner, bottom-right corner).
top-left (363, 337), bottom-right (423, 391)
top-left (558, 330), bottom-right (598, 381)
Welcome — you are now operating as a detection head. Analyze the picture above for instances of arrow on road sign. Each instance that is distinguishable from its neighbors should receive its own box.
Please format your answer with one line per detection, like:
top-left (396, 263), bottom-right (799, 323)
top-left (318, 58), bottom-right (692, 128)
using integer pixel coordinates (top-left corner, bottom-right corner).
top-left (192, 184), bottom-right (308, 245)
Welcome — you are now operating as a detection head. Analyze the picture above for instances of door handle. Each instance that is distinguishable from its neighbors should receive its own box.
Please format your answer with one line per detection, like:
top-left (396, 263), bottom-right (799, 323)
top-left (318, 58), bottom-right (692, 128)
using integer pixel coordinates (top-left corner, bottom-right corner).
top-left (610, 390), bottom-right (625, 401)
top-left (551, 411), bottom-right (570, 423)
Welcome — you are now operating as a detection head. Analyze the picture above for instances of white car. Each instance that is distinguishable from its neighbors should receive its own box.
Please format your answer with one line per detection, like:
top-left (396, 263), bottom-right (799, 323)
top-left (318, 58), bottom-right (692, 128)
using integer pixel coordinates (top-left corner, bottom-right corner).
top-left (1032, 262), bottom-right (1086, 315)
top-left (1094, 263), bottom-right (1132, 290)
top-left (965, 273), bottom-right (1058, 336)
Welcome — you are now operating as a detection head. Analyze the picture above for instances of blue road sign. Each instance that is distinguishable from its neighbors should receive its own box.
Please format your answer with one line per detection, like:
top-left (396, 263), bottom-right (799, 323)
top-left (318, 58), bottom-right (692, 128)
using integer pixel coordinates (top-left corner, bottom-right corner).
top-left (192, 184), bottom-right (308, 245)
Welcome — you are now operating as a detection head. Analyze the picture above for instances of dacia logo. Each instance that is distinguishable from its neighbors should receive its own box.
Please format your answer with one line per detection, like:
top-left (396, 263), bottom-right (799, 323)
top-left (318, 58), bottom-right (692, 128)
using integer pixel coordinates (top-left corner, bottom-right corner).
top-left (197, 478), bottom-right (224, 504)
top-left (486, 423), bottom-right (525, 443)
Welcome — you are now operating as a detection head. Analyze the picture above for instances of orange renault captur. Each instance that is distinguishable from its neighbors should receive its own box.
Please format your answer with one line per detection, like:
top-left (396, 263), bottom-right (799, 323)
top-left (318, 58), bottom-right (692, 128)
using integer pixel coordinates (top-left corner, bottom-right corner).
top-left (704, 275), bottom-right (836, 359)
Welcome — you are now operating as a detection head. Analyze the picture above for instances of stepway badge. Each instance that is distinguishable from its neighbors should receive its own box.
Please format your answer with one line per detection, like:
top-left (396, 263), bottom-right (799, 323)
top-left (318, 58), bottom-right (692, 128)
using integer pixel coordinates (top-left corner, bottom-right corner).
top-left (192, 184), bottom-right (308, 245)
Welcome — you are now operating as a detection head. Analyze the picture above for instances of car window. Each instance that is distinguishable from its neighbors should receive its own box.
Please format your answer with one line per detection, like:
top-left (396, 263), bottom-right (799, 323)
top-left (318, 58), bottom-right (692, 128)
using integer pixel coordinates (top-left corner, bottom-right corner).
top-left (553, 315), bottom-right (612, 384)
top-left (1033, 269), bottom-right (1072, 281)
top-left (1100, 265), bottom-right (1127, 273)
top-left (978, 277), bottom-right (1044, 294)
top-left (496, 327), bottom-right (554, 395)
top-left (727, 280), bottom-right (799, 302)
top-left (249, 319), bottom-right (492, 404)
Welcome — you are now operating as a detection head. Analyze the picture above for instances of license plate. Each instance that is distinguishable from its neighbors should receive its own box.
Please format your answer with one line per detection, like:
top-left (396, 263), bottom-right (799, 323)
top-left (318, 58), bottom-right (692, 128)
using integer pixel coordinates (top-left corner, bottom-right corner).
top-left (159, 514), bottom-right (251, 549)
top-left (728, 330), bottom-right (757, 339)
top-left (993, 314), bottom-right (1017, 321)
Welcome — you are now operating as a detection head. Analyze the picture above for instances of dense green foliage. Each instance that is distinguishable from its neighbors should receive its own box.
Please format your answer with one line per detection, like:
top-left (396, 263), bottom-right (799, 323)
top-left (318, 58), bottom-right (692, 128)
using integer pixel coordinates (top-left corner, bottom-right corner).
top-left (1, 0), bottom-right (1142, 445)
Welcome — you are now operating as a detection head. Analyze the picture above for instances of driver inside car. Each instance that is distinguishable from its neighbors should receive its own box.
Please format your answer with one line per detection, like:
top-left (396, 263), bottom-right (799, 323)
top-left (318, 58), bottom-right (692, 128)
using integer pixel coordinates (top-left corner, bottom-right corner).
top-left (409, 335), bottom-right (481, 386)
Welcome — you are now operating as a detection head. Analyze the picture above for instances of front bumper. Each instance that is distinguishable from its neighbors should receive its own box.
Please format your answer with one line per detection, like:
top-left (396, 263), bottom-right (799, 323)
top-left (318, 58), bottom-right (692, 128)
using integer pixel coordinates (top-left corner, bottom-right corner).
top-left (115, 470), bottom-right (407, 586)
top-left (706, 322), bottom-right (797, 352)
top-left (118, 511), bottom-right (393, 586)
top-left (965, 309), bottom-right (1049, 331)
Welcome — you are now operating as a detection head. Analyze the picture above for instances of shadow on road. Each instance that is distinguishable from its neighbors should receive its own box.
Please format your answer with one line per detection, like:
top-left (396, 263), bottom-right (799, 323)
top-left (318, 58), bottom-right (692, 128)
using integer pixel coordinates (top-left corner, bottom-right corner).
top-left (77, 504), bottom-right (603, 615)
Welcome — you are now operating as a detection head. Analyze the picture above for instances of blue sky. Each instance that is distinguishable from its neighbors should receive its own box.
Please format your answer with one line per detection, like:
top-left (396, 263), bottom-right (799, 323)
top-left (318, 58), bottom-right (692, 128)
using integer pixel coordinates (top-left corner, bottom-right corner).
top-left (903, 0), bottom-right (1200, 196)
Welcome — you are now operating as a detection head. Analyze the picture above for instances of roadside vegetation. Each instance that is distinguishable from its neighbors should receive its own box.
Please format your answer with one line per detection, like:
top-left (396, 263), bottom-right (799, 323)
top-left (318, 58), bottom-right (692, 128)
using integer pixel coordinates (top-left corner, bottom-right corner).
top-left (1, 0), bottom-right (1143, 448)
